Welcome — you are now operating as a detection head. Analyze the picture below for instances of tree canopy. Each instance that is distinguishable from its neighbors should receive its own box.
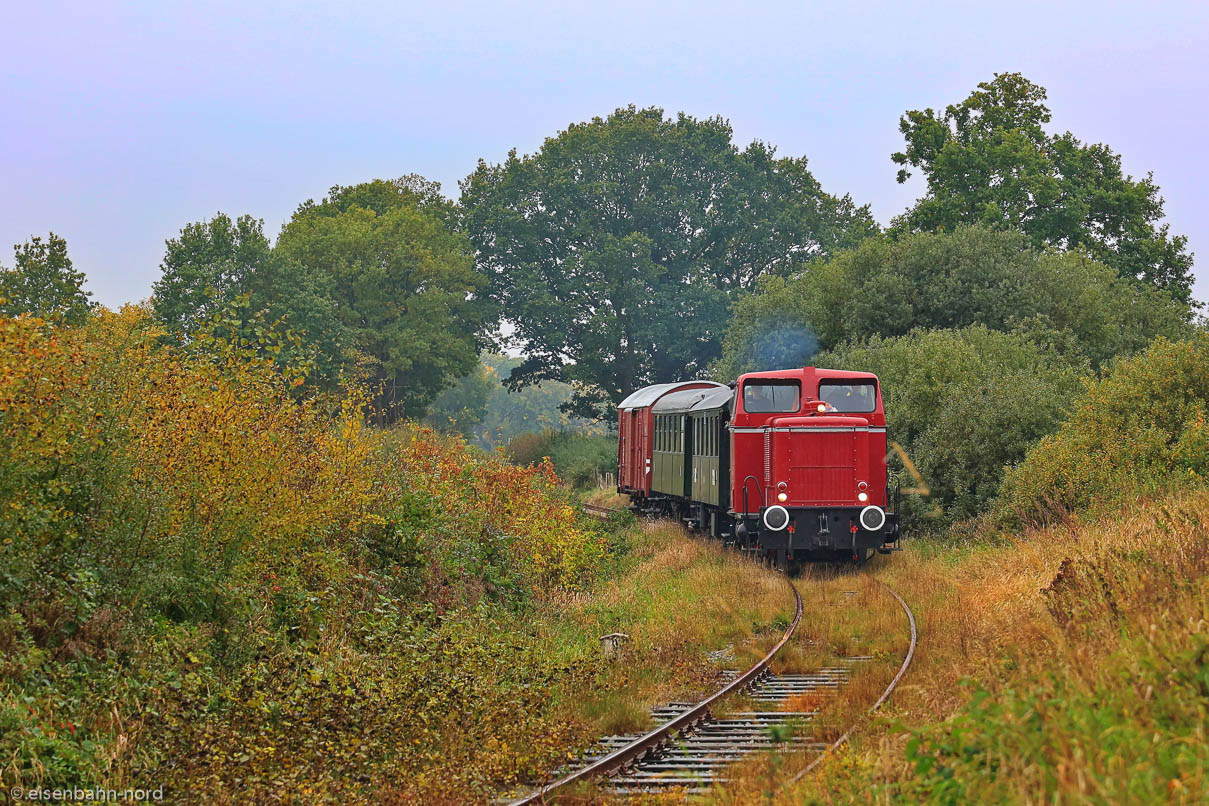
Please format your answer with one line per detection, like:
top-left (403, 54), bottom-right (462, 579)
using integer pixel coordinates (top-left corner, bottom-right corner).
top-left (152, 213), bottom-right (274, 334)
top-left (459, 105), bottom-right (879, 417)
top-left (0, 233), bottom-right (92, 324)
top-left (426, 354), bottom-right (602, 447)
top-left (277, 181), bottom-right (489, 419)
top-left (716, 226), bottom-right (1193, 379)
top-left (892, 73), bottom-right (1194, 300)
top-left (151, 212), bottom-right (344, 388)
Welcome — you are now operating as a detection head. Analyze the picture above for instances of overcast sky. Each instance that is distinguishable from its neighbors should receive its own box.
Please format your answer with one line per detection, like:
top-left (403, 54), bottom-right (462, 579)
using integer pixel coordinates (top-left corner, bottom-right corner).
top-left (2, 0), bottom-right (1206, 308)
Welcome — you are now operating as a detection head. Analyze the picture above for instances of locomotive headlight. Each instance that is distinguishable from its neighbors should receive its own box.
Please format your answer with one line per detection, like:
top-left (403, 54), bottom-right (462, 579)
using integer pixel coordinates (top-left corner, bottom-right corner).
top-left (859, 505), bottom-right (886, 532)
top-left (763, 505), bottom-right (790, 531)
top-left (857, 491), bottom-right (868, 502)
top-left (777, 492), bottom-right (788, 502)
top-left (816, 403), bottom-right (827, 413)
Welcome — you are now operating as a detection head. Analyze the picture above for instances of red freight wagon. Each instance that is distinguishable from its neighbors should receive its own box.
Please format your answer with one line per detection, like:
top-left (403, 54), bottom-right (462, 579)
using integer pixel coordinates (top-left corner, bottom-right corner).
top-left (617, 381), bottom-right (725, 501)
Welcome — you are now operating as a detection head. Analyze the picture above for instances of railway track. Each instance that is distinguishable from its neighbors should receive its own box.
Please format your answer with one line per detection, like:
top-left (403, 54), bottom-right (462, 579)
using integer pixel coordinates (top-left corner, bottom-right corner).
top-left (508, 568), bottom-right (802, 805)
top-left (506, 505), bottom-right (917, 802)
top-left (786, 580), bottom-right (918, 787)
top-left (581, 502), bottom-right (625, 519)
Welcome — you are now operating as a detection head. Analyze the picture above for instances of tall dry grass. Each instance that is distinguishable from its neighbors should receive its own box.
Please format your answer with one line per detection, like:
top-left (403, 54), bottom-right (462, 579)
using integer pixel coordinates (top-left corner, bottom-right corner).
top-left (741, 487), bottom-right (1209, 804)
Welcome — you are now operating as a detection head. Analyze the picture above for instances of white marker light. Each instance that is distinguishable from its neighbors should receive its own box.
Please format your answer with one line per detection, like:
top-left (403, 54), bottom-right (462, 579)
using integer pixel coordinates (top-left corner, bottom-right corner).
top-left (777, 492), bottom-right (788, 502)
top-left (858, 491), bottom-right (868, 502)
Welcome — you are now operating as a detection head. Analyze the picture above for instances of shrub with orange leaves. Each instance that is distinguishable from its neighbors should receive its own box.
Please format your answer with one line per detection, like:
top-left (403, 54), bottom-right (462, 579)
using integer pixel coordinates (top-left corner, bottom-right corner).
top-left (0, 307), bottom-right (611, 800)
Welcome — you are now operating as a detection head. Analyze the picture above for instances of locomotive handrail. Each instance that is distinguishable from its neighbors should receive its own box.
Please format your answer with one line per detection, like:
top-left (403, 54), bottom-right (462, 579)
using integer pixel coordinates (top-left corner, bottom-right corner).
top-left (507, 574), bottom-right (803, 805)
top-left (739, 473), bottom-right (765, 516)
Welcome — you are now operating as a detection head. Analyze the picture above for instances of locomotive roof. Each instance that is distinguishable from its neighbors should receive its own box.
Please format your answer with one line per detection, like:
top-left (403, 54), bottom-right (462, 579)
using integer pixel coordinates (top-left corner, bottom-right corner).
top-left (740, 366), bottom-right (878, 382)
top-left (618, 381), bottom-right (725, 411)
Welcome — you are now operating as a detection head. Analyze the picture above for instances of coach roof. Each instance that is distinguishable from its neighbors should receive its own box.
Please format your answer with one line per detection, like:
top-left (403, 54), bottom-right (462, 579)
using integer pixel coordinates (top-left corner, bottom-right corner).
top-left (689, 386), bottom-right (734, 413)
top-left (618, 381), bottom-right (725, 411)
top-left (652, 385), bottom-right (728, 415)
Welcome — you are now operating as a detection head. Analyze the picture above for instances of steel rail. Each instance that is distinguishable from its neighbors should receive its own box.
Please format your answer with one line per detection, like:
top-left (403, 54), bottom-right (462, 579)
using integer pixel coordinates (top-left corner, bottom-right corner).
top-left (508, 574), bottom-right (803, 805)
top-left (581, 503), bottom-right (623, 519)
top-left (788, 577), bottom-right (917, 783)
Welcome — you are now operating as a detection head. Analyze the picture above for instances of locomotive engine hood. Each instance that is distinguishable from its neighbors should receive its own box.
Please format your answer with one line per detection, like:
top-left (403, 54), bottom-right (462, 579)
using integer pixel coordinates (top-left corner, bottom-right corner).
top-left (766, 414), bottom-right (874, 508)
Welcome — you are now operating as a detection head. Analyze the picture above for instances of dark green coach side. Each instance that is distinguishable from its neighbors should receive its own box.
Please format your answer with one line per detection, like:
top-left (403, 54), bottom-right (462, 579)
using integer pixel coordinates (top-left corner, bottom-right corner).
top-left (651, 387), bottom-right (722, 500)
top-left (688, 386), bottom-right (733, 508)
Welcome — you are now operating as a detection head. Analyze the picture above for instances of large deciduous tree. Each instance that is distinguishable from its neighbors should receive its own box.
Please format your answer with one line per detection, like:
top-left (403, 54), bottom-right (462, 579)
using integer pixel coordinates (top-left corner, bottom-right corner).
top-left (459, 106), bottom-right (878, 417)
top-left (0, 233), bottom-right (92, 324)
top-left (152, 213), bottom-right (273, 334)
top-left (277, 179), bottom-right (489, 420)
top-left (152, 212), bottom-right (344, 387)
top-left (892, 73), bottom-right (1194, 300)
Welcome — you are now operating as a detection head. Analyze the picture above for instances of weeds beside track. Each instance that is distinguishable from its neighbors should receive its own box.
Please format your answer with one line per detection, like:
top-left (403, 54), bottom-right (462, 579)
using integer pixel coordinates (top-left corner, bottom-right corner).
top-left (508, 505), bottom-right (917, 802)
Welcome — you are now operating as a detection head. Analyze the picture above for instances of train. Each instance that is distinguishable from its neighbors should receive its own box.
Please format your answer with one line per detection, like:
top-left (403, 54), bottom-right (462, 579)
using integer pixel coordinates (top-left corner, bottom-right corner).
top-left (617, 366), bottom-right (901, 566)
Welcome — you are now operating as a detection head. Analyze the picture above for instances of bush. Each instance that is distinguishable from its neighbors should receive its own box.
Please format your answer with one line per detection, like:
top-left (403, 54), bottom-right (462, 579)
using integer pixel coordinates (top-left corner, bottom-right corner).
top-left (816, 326), bottom-right (1087, 521)
top-left (507, 429), bottom-right (617, 488)
top-left (996, 333), bottom-right (1209, 526)
top-left (897, 497), bottom-right (1209, 804)
top-left (717, 226), bottom-right (1193, 380)
top-left (0, 308), bottom-right (608, 798)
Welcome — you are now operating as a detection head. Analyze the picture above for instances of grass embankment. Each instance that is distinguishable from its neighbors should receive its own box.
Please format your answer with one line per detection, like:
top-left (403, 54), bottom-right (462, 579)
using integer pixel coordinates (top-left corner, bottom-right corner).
top-left (0, 310), bottom-right (794, 804)
top-left (722, 488), bottom-right (1209, 805)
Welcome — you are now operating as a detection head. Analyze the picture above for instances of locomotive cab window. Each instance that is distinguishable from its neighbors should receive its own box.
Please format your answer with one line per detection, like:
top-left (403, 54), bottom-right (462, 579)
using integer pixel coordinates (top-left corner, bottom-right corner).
top-left (742, 381), bottom-right (800, 413)
top-left (818, 380), bottom-right (877, 413)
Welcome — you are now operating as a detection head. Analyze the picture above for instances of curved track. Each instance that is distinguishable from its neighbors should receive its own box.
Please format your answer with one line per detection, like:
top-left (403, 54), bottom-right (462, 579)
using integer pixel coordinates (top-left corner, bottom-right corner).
top-left (508, 574), bottom-right (803, 804)
top-left (789, 577), bottom-right (918, 783)
top-left (508, 504), bottom-right (917, 802)
top-left (581, 502), bottom-right (623, 520)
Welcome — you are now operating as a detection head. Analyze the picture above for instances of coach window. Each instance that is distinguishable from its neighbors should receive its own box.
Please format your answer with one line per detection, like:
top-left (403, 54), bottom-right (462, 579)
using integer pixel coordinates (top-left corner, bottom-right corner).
top-left (742, 381), bottom-right (800, 413)
top-left (819, 380), bottom-right (877, 413)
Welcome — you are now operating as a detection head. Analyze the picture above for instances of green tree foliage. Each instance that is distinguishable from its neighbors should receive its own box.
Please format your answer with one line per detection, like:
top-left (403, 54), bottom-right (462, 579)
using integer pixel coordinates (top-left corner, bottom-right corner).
top-left (460, 106), bottom-right (879, 417)
top-left (0, 233), bottom-right (91, 324)
top-left (152, 213), bottom-right (273, 333)
top-left (717, 226), bottom-right (1192, 379)
top-left (425, 360), bottom-right (496, 437)
top-left (817, 326), bottom-right (1086, 521)
top-left (506, 429), bottom-right (618, 488)
top-left (892, 73), bottom-right (1194, 299)
top-left (426, 354), bottom-right (605, 447)
top-left (151, 212), bottom-right (344, 389)
top-left (290, 174), bottom-right (456, 223)
top-left (997, 333), bottom-right (1209, 526)
top-left (278, 180), bottom-right (489, 419)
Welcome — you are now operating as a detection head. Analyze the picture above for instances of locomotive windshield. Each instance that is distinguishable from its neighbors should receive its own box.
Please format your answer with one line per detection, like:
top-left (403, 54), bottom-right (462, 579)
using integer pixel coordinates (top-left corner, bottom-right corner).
top-left (743, 381), bottom-right (799, 413)
top-left (819, 380), bottom-right (876, 413)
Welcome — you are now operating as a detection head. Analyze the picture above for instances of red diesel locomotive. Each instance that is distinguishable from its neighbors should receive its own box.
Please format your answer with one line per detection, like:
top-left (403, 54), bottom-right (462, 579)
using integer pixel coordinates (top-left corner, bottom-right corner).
top-left (617, 366), bottom-right (901, 565)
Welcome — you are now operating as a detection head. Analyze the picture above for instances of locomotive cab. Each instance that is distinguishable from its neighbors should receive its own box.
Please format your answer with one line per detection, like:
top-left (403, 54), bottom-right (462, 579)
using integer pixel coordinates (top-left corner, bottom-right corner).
top-left (729, 367), bottom-right (900, 564)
